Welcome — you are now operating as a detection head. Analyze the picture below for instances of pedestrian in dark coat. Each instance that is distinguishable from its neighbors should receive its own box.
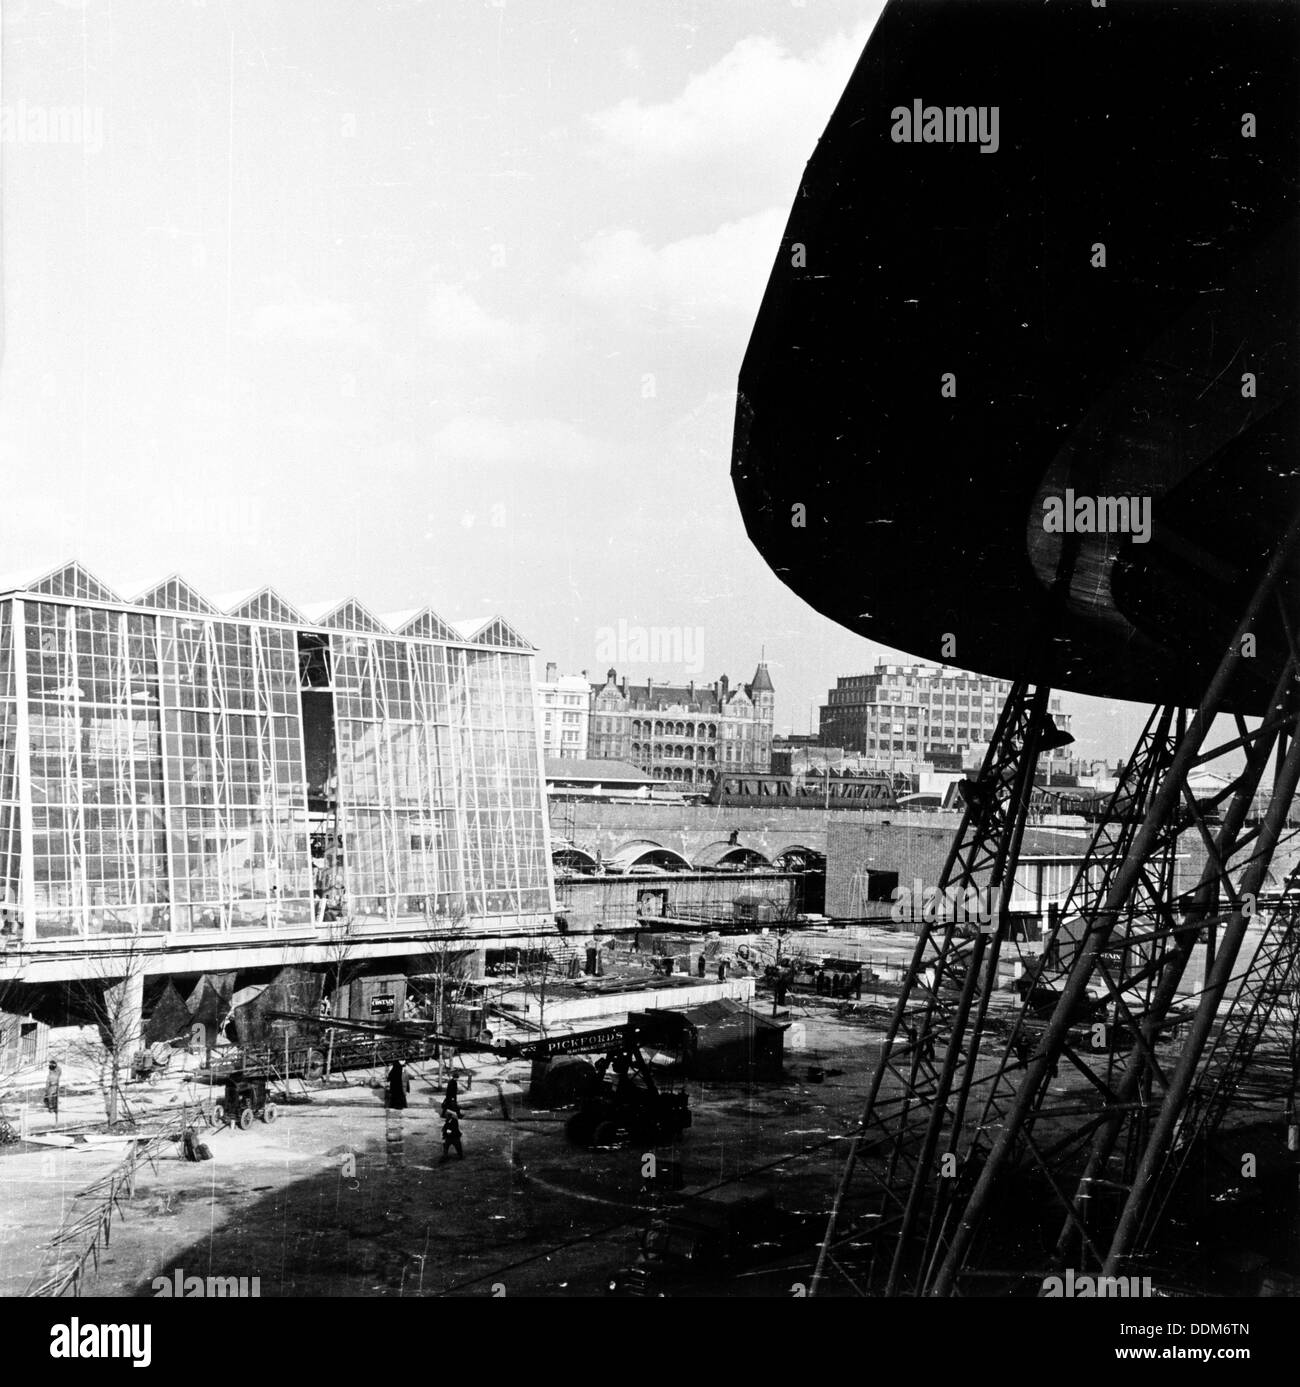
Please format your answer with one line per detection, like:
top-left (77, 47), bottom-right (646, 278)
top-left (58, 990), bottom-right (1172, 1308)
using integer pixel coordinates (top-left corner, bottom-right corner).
top-left (387, 1061), bottom-right (408, 1109)
top-left (441, 1111), bottom-right (463, 1160)
top-left (44, 1059), bottom-right (61, 1118)
top-left (441, 1075), bottom-right (461, 1117)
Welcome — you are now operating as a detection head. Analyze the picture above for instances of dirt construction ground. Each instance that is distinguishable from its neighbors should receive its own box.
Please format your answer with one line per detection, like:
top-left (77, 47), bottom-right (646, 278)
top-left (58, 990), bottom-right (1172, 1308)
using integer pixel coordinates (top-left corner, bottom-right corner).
top-left (1, 1008), bottom-right (882, 1299)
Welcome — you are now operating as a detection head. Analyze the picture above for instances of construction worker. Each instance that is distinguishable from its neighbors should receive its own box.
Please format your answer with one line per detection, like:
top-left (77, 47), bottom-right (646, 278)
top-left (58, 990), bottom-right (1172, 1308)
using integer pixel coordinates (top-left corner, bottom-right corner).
top-left (441, 1110), bottom-right (464, 1161)
top-left (44, 1059), bottom-right (61, 1119)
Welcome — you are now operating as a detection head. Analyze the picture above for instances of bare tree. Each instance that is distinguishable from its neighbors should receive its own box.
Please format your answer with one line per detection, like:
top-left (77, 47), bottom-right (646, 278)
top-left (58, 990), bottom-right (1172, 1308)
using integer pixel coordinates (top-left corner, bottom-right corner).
top-left (516, 952), bottom-right (557, 1035)
top-left (321, 910), bottom-right (363, 1077)
top-left (322, 911), bottom-right (362, 1010)
top-left (67, 937), bottom-right (148, 1127)
top-left (416, 903), bottom-right (477, 1076)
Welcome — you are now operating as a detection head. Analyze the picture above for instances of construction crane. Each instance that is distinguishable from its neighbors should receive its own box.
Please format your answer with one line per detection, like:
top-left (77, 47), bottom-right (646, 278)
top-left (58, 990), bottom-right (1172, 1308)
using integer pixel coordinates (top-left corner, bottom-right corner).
top-left (236, 1009), bottom-right (692, 1149)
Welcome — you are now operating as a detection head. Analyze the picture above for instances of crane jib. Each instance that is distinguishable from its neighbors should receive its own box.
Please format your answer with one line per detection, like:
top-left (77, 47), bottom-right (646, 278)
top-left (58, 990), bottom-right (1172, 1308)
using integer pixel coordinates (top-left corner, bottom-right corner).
top-left (516, 1025), bottom-right (629, 1059)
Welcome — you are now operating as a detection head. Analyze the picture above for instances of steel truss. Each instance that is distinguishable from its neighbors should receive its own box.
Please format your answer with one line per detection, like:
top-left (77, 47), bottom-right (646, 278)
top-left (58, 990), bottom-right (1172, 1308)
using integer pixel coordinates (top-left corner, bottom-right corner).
top-left (813, 516), bottom-right (1300, 1297)
top-left (1134, 894), bottom-right (1300, 1260)
top-left (810, 678), bottom-right (1062, 1294)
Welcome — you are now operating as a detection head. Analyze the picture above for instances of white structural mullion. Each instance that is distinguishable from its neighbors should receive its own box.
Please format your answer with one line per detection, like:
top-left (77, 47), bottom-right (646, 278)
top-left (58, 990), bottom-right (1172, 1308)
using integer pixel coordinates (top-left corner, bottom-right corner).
top-left (455, 648), bottom-right (481, 918)
top-left (496, 653), bottom-right (523, 929)
top-left (13, 600), bottom-right (36, 942)
top-left (416, 648), bottom-right (440, 911)
top-left (380, 645), bottom-right (400, 919)
top-left (251, 628), bottom-right (277, 919)
top-left (155, 618), bottom-right (180, 935)
top-left (119, 610), bottom-right (142, 928)
top-left (530, 650), bottom-right (557, 920)
top-left (466, 651), bottom-right (487, 917)
top-left (66, 610), bottom-right (88, 936)
top-left (438, 645), bottom-right (469, 922)
top-left (409, 648), bottom-right (430, 908)
top-left (206, 624), bottom-right (227, 930)
top-left (331, 635), bottom-right (350, 918)
top-left (290, 631), bottom-right (319, 926)
top-left (372, 641), bottom-right (396, 920)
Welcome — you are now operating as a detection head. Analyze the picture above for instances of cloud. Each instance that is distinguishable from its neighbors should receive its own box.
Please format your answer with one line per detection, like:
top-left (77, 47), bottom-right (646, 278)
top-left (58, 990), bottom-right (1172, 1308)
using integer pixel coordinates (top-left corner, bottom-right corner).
top-left (588, 20), bottom-right (882, 170)
top-left (564, 208), bottom-right (787, 327)
top-left (431, 414), bottom-right (602, 472)
top-left (422, 283), bottom-right (544, 367)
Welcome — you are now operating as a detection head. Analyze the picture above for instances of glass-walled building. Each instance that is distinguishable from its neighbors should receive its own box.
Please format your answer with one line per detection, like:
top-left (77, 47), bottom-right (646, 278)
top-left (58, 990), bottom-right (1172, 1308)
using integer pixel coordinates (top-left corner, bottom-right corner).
top-left (0, 562), bottom-right (553, 943)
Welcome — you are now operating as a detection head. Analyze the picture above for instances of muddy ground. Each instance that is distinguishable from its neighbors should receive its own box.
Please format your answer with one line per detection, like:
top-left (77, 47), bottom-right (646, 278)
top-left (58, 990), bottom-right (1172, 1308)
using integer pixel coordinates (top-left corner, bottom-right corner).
top-left (5, 993), bottom-right (1294, 1298)
top-left (1, 1007), bottom-right (878, 1299)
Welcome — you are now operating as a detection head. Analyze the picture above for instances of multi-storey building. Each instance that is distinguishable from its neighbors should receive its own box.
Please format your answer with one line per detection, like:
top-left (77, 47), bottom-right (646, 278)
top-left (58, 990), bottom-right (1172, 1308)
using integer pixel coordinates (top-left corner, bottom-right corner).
top-left (0, 561), bottom-right (554, 984)
top-left (586, 663), bottom-right (775, 787)
top-left (819, 662), bottom-right (1071, 771)
top-left (536, 662), bottom-right (590, 760)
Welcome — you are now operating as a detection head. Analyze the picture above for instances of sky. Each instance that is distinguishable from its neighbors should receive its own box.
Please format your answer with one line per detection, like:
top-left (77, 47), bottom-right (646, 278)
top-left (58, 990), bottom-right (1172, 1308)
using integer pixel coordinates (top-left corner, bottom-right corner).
top-left (0, 0), bottom-right (1150, 759)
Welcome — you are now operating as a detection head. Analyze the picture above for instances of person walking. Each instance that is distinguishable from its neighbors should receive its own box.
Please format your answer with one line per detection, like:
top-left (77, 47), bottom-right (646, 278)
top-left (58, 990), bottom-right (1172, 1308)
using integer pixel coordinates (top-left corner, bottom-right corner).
top-left (44, 1059), bottom-right (61, 1119)
top-left (386, 1061), bottom-right (408, 1110)
top-left (441, 1111), bottom-right (464, 1161)
top-left (441, 1075), bottom-right (461, 1118)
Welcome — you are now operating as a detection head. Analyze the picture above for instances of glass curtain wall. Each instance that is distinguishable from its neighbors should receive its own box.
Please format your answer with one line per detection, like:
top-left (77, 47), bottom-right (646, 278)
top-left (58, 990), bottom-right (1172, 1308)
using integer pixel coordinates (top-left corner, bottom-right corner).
top-left (5, 587), bottom-right (548, 939)
top-left (332, 638), bottom-right (548, 922)
top-left (461, 649), bottom-right (549, 915)
top-left (26, 601), bottom-right (168, 937)
top-left (158, 617), bottom-right (310, 932)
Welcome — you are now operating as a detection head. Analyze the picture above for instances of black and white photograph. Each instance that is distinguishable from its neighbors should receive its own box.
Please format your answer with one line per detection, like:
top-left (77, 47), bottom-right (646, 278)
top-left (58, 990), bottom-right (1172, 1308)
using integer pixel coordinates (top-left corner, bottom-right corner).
top-left (0, 0), bottom-right (1295, 1359)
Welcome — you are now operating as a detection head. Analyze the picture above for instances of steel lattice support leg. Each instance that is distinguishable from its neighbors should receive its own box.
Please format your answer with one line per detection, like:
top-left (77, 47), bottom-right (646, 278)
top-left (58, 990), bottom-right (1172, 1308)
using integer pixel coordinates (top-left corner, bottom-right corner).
top-left (929, 516), bottom-right (1300, 1296)
top-left (1101, 722), bottom-right (1300, 1273)
top-left (1039, 679), bottom-right (1293, 1271)
top-left (809, 678), bottom-right (1057, 1295)
top-left (912, 704), bottom-right (1185, 1290)
top-left (1135, 898), bottom-right (1300, 1255)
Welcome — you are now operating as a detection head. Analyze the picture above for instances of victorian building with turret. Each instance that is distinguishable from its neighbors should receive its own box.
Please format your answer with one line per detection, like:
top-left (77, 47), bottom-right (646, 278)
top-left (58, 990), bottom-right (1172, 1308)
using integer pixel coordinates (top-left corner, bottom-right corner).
top-left (586, 662), bottom-right (776, 787)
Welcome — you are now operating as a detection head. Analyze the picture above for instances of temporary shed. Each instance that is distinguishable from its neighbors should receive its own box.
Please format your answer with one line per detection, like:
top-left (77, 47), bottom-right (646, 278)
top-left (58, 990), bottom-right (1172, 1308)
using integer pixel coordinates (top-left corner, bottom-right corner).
top-left (632, 1000), bottom-right (787, 1082)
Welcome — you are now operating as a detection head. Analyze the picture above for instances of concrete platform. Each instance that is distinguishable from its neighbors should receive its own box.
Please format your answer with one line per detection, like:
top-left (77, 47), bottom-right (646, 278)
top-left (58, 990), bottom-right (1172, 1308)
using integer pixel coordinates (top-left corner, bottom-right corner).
top-left (493, 976), bottom-right (755, 1027)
